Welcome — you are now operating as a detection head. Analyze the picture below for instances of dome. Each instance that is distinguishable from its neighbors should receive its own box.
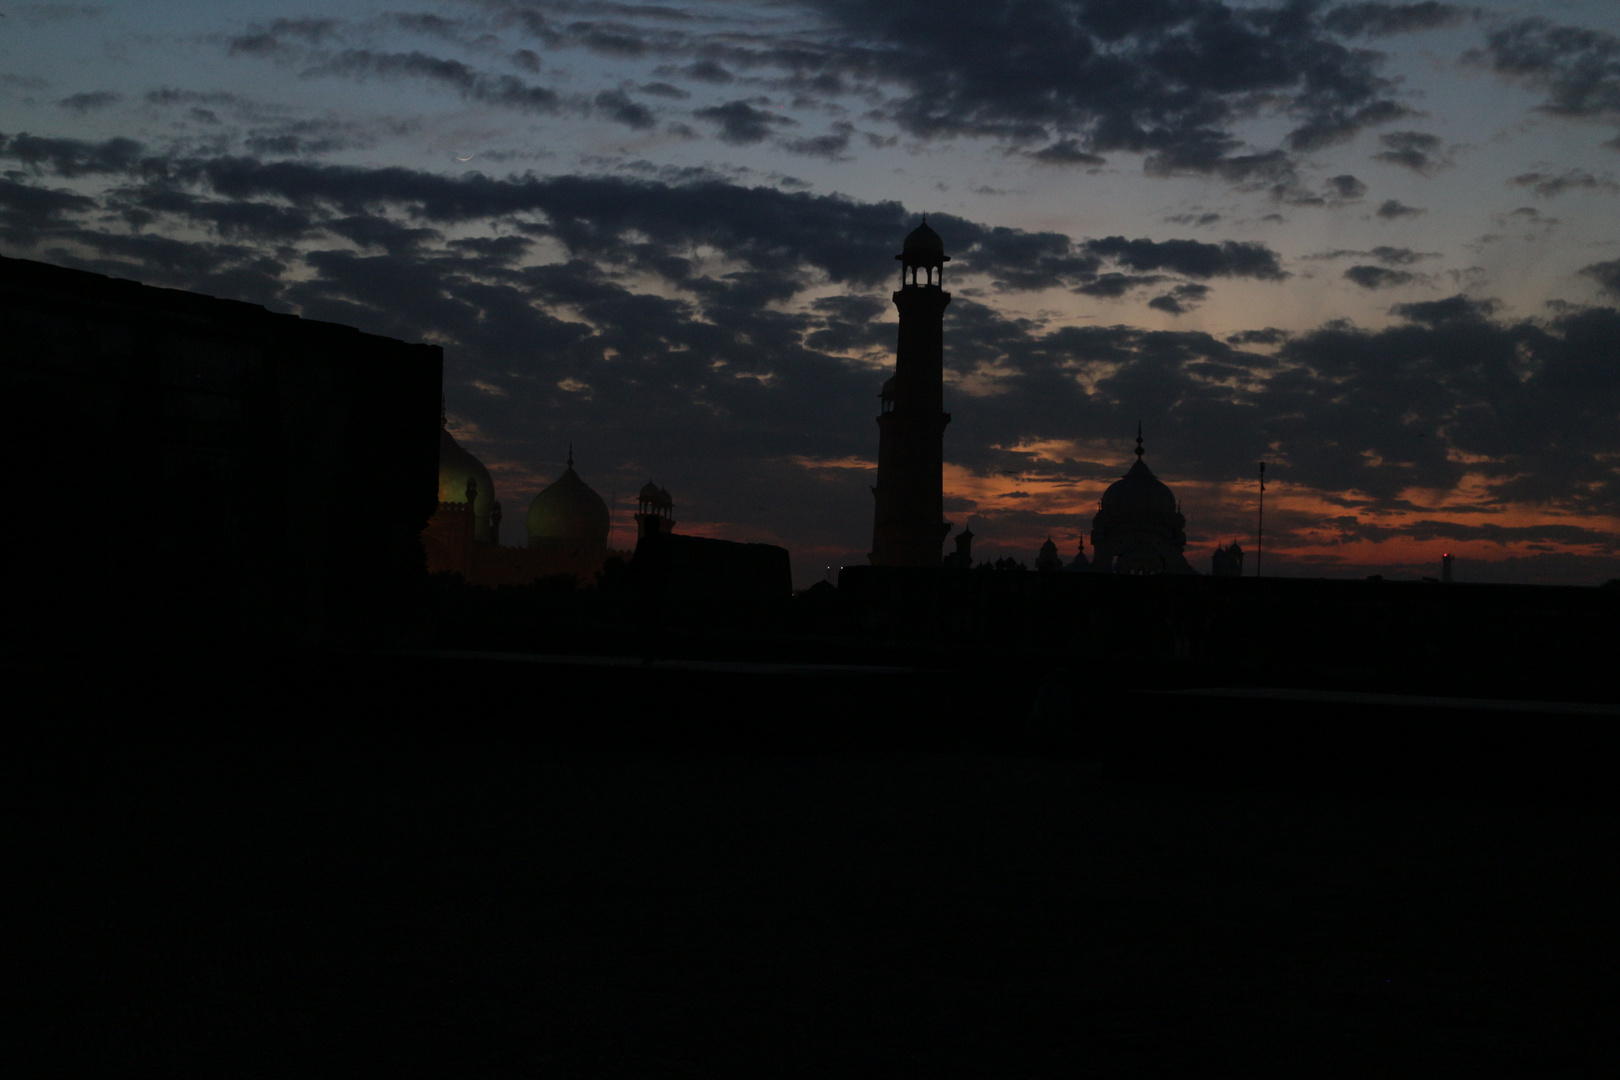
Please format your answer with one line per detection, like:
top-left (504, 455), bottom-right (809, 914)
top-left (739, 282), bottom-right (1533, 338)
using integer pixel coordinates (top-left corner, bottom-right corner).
top-left (638, 480), bottom-right (661, 502)
top-left (898, 218), bottom-right (949, 266)
top-left (1099, 457), bottom-right (1177, 517)
top-left (438, 426), bottom-right (496, 542)
top-left (528, 460), bottom-right (610, 548)
top-left (904, 219), bottom-right (943, 254)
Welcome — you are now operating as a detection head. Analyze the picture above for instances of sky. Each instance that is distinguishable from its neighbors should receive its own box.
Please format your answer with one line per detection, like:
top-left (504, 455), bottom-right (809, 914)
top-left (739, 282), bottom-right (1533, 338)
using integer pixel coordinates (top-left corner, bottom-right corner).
top-left (4, 0), bottom-right (1620, 588)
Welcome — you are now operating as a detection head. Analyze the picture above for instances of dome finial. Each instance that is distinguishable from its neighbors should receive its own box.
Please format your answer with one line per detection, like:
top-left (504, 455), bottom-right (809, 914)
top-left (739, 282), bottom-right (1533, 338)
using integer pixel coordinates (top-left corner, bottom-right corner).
top-left (567, 441), bottom-right (574, 468)
top-left (1135, 421), bottom-right (1144, 459)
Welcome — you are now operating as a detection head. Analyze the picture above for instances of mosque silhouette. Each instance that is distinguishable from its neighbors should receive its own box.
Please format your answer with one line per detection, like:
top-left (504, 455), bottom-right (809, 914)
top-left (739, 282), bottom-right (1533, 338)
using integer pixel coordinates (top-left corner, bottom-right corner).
top-left (872, 219), bottom-right (1199, 576)
top-left (3, 239), bottom-right (1616, 701)
top-left (9, 228), bottom-right (1618, 1080)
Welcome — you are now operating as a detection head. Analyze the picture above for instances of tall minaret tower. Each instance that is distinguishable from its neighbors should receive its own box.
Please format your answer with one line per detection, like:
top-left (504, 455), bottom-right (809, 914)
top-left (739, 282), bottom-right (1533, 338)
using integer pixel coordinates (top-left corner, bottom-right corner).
top-left (869, 219), bottom-right (952, 566)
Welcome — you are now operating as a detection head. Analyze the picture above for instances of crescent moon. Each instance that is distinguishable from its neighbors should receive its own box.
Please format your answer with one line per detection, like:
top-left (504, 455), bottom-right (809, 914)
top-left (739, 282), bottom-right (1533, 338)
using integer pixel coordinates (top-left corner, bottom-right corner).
top-left (455, 154), bottom-right (475, 162)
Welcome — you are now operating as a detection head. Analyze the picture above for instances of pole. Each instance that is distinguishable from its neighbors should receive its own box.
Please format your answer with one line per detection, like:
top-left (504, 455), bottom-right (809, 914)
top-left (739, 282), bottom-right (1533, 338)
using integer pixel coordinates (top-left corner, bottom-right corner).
top-left (1257, 461), bottom-right (1265, 578)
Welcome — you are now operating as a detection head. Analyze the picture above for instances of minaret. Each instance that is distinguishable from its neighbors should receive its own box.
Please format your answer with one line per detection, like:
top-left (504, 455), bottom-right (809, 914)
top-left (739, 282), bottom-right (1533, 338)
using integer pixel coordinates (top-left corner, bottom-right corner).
top-left (869, 219), bottom-right (952, 566)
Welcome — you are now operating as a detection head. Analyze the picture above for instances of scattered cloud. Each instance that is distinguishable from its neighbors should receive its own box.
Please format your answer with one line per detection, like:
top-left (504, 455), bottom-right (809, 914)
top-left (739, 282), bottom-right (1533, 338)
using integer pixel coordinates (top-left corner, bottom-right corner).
top-left (1508, 168), bottom-right (1620, 198)
top-left (1376, 198), bottom-right (1425, 218)
top-left (1373, 130), bottom-right (1447, 173)
top-left (1581, 258), bottom-right (1620, 296)
top-left (1474, 17), bottom-right (1620, 124)
top-left (694, 100), bottom-right (796, 145)
top-left (1344, 264), bottom-right (1419, 289)
top-left (1323, 3), bottom-right (1468, 38)
top-left (57, 90), bottom-right (121, 114)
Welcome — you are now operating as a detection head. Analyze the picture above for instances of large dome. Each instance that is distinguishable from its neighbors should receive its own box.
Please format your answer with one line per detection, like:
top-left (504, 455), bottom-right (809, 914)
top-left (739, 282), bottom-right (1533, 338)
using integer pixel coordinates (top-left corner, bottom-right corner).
top-left (438, 426), bottom-right (496, 542)
top-left (1099, 457), bottom-right (1177, 517)
top-left (528, 459), bottom-right (610, 548)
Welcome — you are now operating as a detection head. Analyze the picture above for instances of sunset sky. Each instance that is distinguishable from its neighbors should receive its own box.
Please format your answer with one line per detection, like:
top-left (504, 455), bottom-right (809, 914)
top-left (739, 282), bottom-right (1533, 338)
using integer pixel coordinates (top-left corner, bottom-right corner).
top-left (4, 1), bottom-right (1619, 586)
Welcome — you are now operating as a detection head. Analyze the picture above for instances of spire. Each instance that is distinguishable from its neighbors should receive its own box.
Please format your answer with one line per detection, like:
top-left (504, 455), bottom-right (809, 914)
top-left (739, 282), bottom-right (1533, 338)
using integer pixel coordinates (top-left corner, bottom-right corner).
top-left (1135, 421), bottom-right (1144, 460)
top-left (567, 442), bottom-right (574, 468)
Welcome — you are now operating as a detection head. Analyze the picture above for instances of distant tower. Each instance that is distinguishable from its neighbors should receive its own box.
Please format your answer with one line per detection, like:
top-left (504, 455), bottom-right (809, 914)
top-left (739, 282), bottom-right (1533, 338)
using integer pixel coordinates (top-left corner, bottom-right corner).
top-left (635, 480), bottom-right (676, 539)
top-left (870, 219), bottom-right (952, 566)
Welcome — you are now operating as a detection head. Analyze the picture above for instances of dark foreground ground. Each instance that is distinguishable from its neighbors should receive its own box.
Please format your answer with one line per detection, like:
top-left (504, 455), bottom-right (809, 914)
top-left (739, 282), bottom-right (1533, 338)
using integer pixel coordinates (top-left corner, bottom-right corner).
top-left (13, 650), bottom-right (1619, 1077)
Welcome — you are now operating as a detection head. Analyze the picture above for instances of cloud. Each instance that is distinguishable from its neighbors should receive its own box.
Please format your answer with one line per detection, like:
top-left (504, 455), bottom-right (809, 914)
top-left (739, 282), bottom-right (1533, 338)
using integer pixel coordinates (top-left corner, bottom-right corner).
top-left (1326, 174), bottom-right (1368, 199)
top-left (783, 123), bottom-right (854, 159)
top-left (1323, 3), bottom-right (1468, 38)
top-left (1288, 101), bottom-right (1414, 154)
top-left (789, 1), bottom-right (1414, 176)
top-left (1344, 265), bottom-right (1418, 289)
top-left (1076, 273), bottom-right (1163, 299)
top-left (1508, 168), bottom-right (1620, 198)
top-left (594, 89), bottom-right (657, 130)
top-left (1026, 139), bottom-right (1105, 166)
top-left (1475, 17), bottom-right (1620, 121)
top-left (203, 0), bottom-right (1425, 182)
top-left (1581, 259), bottom-right (1620, 296)
top-left (681, 60), bottom-right (735, 85)
top-left (693, 100), bottom-right (796, 145)
top-left (303, 50), bottom-right (561, 113)
top-left (1390, 294), bottom-right (1499, 324)
top-left (1226, 327), bottom-right (1291, 346)
top-left (1148, 283), bottom-right (1212, 316)
top-left (0, 132), bottom-right (145, 177)
top-left (0, 175), bottom-right (97, 235)
top-left (1307, 245), bottom-right (1437, 265)
top-left (1373, 130), bottom-right (1446, 173)
top-left (386, 12), bottom-right (462, 40)
top-left (640, 82), bottom-right (689, 99)
top-left (57, 91), bottom-right (122, 114)
top-left (227, 17), bottom-right (345, 57)
top-left (1083, 236), bottom-right (1287, 279)
top-left (1376, 198), bottom-right (1424, 218)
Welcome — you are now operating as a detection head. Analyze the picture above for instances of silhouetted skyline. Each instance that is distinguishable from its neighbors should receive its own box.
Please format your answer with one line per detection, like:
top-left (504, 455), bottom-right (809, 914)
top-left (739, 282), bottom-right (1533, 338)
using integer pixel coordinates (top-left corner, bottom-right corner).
top-left (4, 2), bottom-right (1619, 586)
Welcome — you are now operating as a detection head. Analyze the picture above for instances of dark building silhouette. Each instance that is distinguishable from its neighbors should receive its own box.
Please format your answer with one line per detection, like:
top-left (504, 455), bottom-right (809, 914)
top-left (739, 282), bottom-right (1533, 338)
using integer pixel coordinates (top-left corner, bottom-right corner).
top-left (627, 481), bottom-right (792, 626)
top-left (943, 526), bottom-right (974, 568)
top-left (422, 432), bottom-right (631, 586)
top-left (1212, 541), bottom-right (1244, 577)
top-left (1036, 537), bottom-right (1063, 572)
top-left (634, 480), bottom-right (676, 539)
top-left (1090, 426), bottom-right (1195, 575)
top-left (3, 253), bottom-right (441, 648)
top-left (529, 446), bottom-right (613, 558)
top-left (870, 220), bottom-right (952, 567)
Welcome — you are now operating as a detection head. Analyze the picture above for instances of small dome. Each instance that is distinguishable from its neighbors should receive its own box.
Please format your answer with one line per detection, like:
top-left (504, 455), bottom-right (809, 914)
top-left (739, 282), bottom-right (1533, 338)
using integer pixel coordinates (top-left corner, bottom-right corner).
top-left (638, 480), bottom-right (661, 502)
top-left (897, 218), bottom-right (949, 266)
top-left (528, 461), bottom-right (610, 546)
top-left (904, 219), bottom-right (943, 254)
top-left (438, 427), bottom-right (496, 542)
top-left (656, 487), bottom-right (673, 509)
top-left (1099, 457), bottom-right (1178, 517)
